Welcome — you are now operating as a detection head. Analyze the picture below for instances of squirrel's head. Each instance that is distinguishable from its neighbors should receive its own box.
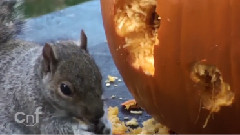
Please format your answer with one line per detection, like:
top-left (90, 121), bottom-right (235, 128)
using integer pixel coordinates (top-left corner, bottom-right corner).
top-left (40, 30), bottom-right (104, 125)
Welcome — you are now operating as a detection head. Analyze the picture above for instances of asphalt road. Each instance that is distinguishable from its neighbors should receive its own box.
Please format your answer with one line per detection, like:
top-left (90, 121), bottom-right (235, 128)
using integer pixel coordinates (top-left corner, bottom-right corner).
top-left (89, 42), bottom-right (152, 126)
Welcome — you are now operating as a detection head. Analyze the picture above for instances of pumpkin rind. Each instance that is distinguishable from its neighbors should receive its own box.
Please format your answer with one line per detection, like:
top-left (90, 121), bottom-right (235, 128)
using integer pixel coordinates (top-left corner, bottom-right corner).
top-left (101, 0), bottom-right (240, 133)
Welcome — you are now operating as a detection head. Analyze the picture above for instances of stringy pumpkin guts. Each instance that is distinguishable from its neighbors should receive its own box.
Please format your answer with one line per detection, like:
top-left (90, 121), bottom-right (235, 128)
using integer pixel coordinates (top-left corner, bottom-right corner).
top-left (114, 0), bottom-right (160, 76)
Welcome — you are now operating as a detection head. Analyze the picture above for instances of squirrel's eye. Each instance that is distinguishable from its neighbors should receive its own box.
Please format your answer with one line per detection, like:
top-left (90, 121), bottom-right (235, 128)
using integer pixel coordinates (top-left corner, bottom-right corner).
top-left (60, 83), bottom-right (72, 96)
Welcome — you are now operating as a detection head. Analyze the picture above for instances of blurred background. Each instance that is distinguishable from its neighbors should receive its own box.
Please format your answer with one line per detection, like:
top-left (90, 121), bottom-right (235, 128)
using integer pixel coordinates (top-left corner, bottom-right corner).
top-left (21, 0), bottom-right (89, 18)
top-left (17, 0), bottom-right (105, 46)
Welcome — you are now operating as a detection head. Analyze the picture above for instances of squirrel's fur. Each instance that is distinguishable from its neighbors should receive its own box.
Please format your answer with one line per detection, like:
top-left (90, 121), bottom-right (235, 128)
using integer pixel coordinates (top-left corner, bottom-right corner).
top-left (0, 1), bottom-right (110, 134)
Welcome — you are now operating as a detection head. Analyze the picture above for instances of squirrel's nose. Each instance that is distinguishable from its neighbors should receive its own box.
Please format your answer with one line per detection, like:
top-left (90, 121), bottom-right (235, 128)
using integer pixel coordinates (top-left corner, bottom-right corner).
top-left (93, 120), bottom-right (111, 134)
top-left (92, 109), bottom-right (104, 124)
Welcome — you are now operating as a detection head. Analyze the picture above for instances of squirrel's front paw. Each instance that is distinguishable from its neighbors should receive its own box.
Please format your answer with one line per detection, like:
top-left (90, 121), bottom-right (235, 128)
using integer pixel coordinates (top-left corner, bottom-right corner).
top-left (73, 118), bottom-right (111, 134)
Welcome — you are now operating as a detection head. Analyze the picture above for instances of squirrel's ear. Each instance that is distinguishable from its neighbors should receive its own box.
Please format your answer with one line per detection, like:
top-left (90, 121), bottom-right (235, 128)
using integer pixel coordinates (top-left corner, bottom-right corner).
top-left (42, 43), bottom-right (58, 73)
top-left (80, 30), bottom-right (88, 52)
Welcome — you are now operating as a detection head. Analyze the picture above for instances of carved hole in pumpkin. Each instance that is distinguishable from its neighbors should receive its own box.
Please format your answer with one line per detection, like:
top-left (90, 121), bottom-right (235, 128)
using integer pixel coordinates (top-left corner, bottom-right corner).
top-left (114, 0), bottom-right (160, 76)
top-left (191, 63), bottom-right (235, 128)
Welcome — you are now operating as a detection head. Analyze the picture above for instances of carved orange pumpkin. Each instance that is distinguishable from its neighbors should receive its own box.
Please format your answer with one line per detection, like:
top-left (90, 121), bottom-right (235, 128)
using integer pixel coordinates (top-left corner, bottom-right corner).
top-left (101, 0), bottom-right (240, 133)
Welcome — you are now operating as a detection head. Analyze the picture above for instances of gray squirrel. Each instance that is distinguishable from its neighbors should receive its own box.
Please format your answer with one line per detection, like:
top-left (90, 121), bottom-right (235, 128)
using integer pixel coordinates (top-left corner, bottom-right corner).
top-left (0, 0), bottom-right (111, 134)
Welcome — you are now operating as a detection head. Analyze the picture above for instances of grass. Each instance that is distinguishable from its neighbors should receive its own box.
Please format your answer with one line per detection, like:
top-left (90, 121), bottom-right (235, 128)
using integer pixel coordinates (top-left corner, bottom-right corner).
top-left (20, 0), bottom-right (91, 18)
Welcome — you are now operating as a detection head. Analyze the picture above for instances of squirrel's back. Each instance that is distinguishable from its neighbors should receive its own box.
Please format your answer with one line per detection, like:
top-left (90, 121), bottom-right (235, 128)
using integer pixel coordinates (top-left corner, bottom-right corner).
top-left (0, 1), bottom-right (42, 133)
top-left (0, 40), bottom-right (42, 133)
